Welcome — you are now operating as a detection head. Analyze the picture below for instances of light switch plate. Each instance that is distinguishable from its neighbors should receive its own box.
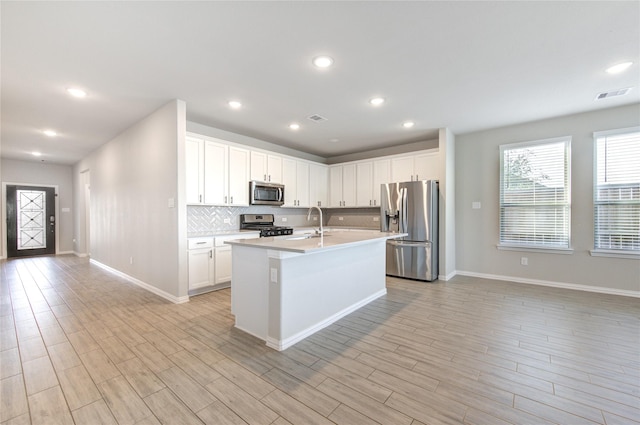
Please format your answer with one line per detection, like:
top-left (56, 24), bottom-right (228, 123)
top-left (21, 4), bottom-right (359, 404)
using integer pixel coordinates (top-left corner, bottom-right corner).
top-left (472, 201), bottom-right (481, 209)
top-left (270, 268), bottom-right (278, 283)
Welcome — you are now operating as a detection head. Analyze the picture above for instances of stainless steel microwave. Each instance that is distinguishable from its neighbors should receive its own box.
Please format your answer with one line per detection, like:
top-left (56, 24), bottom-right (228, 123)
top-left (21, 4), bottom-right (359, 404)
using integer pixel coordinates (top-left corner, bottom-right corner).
top-left (250, 181), bottom-right (285, 206)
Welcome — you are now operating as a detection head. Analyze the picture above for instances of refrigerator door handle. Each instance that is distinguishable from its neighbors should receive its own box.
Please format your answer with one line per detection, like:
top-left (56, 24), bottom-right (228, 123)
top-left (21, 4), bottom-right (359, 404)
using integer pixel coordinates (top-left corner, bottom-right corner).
top-left (400, 187), bottom-right (408, 234)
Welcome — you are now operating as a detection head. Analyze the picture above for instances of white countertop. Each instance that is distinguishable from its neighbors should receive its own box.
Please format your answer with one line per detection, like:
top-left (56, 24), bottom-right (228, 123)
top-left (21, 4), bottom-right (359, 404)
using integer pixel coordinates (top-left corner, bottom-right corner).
top-left (225, 230), bottom-right (406, 254)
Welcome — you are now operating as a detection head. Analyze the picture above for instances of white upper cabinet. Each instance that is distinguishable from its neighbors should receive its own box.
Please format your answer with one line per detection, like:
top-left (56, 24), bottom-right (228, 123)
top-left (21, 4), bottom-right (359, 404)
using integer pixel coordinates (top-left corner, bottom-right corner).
top-left (203, 140), bottom-right (228, 205)
top-left (309, 163), bottom-right (328, 207)
top-left (227, 146), bottom-right (250, 206)
top-left (391, 151), bottom-right (439, 182)
top-left (356, 161), bottom-right (373, 207)
top-left (329, 164), bottom-right (356, 207)
top-left (186, 133), bottom-right (249, 206)
top-left (282, 158), bottom-right (309, 207)
top-left (372, 159), bottom-right (391, 205)
top-left (250, 151), bottom-right (283, 183)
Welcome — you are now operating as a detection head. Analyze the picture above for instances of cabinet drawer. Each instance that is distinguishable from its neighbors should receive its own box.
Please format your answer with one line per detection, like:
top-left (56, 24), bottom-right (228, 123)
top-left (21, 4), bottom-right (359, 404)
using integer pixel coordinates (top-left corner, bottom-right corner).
top-left (188, 238), bottom-right (213, 249)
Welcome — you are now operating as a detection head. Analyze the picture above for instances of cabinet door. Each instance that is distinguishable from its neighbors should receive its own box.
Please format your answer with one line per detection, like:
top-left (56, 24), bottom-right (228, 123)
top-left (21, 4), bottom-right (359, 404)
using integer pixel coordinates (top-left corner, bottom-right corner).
top-left (185, 138), bottom-right (203, 204)
top-left (188, 249), bottom-right (212, 290)
top-left (228, 146), bottom-right (250, 206)
top-left (214, 246), bottom-right (232, 284)
top-left (309, 164), bottom-right (328, 207)
top-left (413, 152), bottom-right (439, 181)
top-left (250, 151), bottom-right (267, 181)
top-left (342, 164), bottom-right (357, 207)
top-left (296, 161), bottom-right (310, 207)
top-left (391, 156), bottom-right (415, 183)
top-left (267, 155), bottom-right (283, 183)
top-left (356, 161), bottom-right (373, 207)
top-left (329, 166), bottom-right (343, 207)
top-left (281, 158), bottom-right (297, 207)
top-left (203, 141), bottom-right (228, 204)
top-left (372, 159), bottom-right (391, 206)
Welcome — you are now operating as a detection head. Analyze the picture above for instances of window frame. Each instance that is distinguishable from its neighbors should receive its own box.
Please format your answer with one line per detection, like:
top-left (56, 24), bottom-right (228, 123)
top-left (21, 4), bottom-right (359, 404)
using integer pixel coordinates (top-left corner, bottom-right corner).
top-left (591, 126), bottom-right (640, 259)
top-left (498, 136), bottom-right (572, 253)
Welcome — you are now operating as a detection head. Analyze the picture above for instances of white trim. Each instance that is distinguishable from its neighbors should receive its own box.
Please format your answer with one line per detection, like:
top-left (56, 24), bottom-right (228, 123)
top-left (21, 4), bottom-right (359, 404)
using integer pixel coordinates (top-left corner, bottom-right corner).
top-left (593, 126), bottom-right (640, 138)
top-left (497, 244), bottom-right (574, 254)
top-left (590, 249), bottom-right (640, 260)
top-left (56, 251), bottom-right (74, 255)
top-left (265, 288), bottom-right (387, 351)
top-left (438, 270), bottom-right (457, 281)
top-left (73, 252), bottom-right (89, 258)
top-left (90, 259), bottom-right (189, 304)
top-left (456, 270), bottom-right (639, 298)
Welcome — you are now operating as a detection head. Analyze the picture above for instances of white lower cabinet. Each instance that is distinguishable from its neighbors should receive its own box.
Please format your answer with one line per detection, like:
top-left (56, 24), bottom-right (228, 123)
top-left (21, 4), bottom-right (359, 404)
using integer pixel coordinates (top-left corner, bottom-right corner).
top-left (187, 238), bottom-right (214, 291)
top-left (188, 233), bottom-right (259, 296)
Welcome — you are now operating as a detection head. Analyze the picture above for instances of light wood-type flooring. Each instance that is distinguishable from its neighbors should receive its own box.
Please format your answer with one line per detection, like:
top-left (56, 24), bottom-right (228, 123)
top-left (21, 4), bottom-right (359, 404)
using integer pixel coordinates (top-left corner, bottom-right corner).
top-left (1, 255), bottom-right (639, 425)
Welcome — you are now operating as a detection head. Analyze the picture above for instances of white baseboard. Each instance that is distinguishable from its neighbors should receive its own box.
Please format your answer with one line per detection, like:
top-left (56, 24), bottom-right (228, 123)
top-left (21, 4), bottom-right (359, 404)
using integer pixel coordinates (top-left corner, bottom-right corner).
top-left (456, 270), bottom-right (640, 298)
top-left (57, 251), bottom-right (74, 255)
top-left (73, 251), bottom-right (89, 258)
top-left (90, 259), bottom-right (189, 304)
top-left (438, 270), bottom-right (457, 281)
top-left (265, 288), bottom-right (387, 351)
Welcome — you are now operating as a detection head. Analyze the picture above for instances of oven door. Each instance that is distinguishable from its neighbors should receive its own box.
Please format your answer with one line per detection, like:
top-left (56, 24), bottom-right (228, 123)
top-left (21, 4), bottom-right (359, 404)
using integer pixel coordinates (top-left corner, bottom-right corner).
top-left (250, 181), bottom-right (284, 206)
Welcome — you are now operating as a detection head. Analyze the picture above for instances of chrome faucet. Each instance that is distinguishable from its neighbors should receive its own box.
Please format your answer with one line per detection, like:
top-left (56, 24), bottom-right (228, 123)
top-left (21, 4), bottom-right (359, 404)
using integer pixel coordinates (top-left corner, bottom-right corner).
top-left (306, 206), bottom-right (323, 236)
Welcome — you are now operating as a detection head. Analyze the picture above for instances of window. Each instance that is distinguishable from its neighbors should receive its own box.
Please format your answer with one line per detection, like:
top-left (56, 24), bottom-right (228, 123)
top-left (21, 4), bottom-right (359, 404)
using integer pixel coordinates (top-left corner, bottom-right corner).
top-left (499, 137), bottom-right (571, 250)
top-left (593, 128), bottom-right (640, 254)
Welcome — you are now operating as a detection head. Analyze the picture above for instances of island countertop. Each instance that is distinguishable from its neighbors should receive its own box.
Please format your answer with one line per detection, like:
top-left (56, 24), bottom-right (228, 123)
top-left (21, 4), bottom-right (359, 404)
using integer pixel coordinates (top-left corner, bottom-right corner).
top-left (225, 230), bottom-right (406, 254)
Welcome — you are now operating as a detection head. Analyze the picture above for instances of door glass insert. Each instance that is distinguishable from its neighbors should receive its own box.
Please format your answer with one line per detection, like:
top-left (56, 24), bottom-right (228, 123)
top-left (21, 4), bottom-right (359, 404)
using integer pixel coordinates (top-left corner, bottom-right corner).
top-left (17, 189), bottom-right (46, 250)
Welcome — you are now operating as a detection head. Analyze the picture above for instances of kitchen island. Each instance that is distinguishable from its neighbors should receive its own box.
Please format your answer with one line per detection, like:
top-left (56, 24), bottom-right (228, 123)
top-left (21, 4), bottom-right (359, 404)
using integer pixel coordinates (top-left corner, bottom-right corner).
top-left (225, 230), bottom-right (405, 351)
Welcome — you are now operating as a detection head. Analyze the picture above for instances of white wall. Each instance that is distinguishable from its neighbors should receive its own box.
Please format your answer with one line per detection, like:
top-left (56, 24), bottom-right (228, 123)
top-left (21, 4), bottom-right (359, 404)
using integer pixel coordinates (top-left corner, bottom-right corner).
top-left (73, 99), bottom-right (188, 301)
top-left (455, 103), bottom-right (640, 294)
top-left (1, 159), bottom-right (74, 256)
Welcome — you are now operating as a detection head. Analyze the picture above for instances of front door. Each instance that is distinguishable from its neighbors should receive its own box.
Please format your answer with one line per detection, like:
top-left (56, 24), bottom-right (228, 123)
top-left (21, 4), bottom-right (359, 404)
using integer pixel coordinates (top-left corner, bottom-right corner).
top-left (6, 185), bottom-right (56, 258)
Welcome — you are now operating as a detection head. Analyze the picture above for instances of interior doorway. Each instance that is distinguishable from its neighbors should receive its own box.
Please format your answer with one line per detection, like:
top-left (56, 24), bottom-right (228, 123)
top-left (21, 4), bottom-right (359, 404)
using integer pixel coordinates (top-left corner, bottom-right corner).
top-left (6, 185), bottom-right (56, 258)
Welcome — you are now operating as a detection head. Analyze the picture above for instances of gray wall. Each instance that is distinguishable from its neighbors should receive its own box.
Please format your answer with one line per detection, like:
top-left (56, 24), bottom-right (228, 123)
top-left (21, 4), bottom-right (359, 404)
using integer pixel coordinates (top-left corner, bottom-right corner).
top-left (73, 100), bottom-right (188, 300)
top-left (455, 103), bottom-right (640, 293)
top-left (1, 159), bottom-right (74, 256)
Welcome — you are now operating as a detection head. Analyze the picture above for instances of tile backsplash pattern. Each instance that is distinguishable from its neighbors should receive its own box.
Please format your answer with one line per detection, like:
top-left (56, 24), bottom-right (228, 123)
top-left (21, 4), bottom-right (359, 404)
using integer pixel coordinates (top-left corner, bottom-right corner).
top-left (187, 205), bottom-right (380, 235)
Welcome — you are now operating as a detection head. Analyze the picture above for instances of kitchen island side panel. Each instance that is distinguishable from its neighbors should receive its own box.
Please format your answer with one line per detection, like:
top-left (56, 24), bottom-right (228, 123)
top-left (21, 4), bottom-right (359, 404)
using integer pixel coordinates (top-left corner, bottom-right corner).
top-left (271, 241), bottom-right (386, 349)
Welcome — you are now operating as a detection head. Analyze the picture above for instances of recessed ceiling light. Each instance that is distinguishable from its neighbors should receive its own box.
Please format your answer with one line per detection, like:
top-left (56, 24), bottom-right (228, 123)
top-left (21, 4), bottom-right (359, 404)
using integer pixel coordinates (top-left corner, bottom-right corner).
top-left (606, 62), bottom-right (633, 74)
top-left (228, 100), bottom-right (242, 109)
top-left (329, 138), bottom-right (339, 143)
top-left (66, 88), bottom-right (87, 98)
top-left (43, 129), bottom-right (57, 137)
top-left (369, 97), bottom-right (385, 106)
top-left (402, 121), bottom-right (415, 128)
top-left (312, 56), bottom-right (334, 68)
top-left (32, 151), bottom-right (42, 157)
top-left (289, 123), bottom-right (300, 130)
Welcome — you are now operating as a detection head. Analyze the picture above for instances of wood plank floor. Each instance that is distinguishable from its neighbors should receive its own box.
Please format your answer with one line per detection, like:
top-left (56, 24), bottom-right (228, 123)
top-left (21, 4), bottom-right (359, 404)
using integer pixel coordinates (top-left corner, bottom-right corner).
top-left (1, 255), bottom-right (639, 425)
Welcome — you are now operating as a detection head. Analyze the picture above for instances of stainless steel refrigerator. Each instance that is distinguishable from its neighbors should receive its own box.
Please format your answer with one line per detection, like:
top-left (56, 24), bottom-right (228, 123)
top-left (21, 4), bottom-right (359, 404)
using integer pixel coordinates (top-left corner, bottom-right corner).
top-left (381, 180), bottom-right (438, 281)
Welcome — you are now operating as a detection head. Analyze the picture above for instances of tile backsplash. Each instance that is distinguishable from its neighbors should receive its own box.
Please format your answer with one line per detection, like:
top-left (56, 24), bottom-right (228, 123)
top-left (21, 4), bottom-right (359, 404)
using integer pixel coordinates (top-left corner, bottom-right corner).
top-left (187, 205), bottom-right (380, 235)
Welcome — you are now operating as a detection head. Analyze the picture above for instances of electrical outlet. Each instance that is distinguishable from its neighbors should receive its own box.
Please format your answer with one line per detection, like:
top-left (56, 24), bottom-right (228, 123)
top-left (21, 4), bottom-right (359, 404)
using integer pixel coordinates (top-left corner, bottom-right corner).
top-left (373, 217), bottom-right (380, 222)
top-left (129, 257), bottom-right (133, 265)
top-left (521, 257), bottom-right (528, 266)
top-left (270, 268), bottom-right (278, 283)
top-left (338, 217), bottom-right (344, 221)
top-left (313, 217), bottom-right (318, 221)
top-left (223, 218), bottom-right (231, 224)
top-left (281, 217), bottom-right (288, 222)
top-left (472, 201), bottom-right (481, 209)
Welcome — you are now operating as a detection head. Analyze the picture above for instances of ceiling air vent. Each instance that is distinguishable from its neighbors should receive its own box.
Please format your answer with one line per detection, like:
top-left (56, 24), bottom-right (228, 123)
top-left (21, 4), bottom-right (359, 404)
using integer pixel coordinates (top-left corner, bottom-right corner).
top-left (307, 114), bottom-right (328, 123)
top-left (595, 87), bottom-right (632, 100)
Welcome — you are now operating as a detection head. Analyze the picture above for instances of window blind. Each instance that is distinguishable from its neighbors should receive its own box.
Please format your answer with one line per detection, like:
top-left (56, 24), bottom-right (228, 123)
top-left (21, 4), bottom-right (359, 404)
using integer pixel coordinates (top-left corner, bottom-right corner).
top-left (594, 129), bottom-right (640, 252)
top-left (499, 138), bottom-right (571, 248)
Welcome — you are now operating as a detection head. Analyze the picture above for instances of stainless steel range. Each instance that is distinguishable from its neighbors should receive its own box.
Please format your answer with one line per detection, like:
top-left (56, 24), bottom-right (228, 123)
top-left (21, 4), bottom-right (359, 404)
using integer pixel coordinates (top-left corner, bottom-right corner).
top-left (239, 214), bottom-right (293, 237)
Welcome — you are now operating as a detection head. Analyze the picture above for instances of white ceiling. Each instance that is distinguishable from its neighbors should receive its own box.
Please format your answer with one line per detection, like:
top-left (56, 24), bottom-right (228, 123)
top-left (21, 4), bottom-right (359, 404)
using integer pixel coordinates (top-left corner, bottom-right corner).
top-left (2, 1), bottom-right (638, 165)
